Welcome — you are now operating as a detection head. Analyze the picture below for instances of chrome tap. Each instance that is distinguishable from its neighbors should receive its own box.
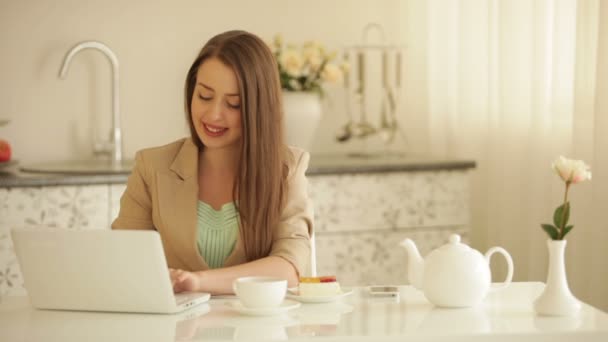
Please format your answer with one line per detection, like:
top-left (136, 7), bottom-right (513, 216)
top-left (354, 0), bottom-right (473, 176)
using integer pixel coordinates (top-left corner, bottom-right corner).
top-left (59, 41), bottom-right (122, 163)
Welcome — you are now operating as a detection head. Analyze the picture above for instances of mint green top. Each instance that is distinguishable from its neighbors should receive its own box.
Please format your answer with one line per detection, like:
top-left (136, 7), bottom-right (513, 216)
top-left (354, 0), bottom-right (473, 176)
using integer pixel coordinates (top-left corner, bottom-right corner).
top-left (196, 201), bottom-right (239, 269)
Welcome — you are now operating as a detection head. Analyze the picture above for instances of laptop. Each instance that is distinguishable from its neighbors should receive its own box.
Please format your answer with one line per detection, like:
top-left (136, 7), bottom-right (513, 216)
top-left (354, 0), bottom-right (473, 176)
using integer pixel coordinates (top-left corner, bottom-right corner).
top-left (11, 228), bottom-right (210, 314)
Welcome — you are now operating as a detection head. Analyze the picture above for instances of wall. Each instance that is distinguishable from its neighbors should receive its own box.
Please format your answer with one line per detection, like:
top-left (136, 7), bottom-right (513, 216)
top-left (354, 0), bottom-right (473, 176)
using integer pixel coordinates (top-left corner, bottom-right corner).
top-left (0, 0), bottom-right (418, 164)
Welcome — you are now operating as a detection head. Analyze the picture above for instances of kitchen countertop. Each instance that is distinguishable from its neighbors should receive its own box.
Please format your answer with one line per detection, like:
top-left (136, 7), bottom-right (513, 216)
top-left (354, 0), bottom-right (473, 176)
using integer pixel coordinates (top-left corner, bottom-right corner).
top-left (0, 153), bottom-right (475, 188)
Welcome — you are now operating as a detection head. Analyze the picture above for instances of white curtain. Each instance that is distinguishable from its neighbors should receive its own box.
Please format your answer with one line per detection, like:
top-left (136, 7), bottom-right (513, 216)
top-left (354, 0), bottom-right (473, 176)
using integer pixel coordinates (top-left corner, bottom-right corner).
top-left (404, 0), bottom-right (607, 310)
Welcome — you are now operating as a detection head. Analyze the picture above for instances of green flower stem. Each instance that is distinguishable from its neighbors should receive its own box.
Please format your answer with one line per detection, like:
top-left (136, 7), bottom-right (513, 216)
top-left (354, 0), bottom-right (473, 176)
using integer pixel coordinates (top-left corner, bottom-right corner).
top-left (559, 182), bottom-right (571, 239)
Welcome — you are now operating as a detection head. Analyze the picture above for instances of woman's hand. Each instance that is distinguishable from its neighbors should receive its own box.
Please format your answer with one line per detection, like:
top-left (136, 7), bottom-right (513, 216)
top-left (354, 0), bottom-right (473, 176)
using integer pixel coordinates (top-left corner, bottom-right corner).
top-left (169, 268), bottom-right (201, 293)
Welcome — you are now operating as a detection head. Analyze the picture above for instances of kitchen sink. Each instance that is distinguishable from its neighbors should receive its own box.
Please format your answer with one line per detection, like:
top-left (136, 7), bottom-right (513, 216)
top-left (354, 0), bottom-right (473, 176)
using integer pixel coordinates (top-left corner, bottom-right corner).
top-left (20, 159), bottom-right (134, 175)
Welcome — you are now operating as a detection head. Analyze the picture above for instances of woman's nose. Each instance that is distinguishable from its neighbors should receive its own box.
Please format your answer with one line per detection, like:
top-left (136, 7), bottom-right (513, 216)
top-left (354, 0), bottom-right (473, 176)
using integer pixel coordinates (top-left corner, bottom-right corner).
top-left (208, 100), bottom-right (223, 120)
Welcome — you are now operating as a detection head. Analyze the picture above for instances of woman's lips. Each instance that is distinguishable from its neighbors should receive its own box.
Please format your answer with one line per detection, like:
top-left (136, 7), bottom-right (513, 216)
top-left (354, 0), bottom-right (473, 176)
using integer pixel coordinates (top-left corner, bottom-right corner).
top-left (203, 123), bottom-right (228, 137)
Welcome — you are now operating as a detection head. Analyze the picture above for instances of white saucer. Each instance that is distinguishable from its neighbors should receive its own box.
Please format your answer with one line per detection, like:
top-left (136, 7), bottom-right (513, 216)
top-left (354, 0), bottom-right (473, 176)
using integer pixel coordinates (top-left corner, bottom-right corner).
top-left (287, 287), bottom-right (354, 303)
top-left (226, 299), bottom-right (301, 316)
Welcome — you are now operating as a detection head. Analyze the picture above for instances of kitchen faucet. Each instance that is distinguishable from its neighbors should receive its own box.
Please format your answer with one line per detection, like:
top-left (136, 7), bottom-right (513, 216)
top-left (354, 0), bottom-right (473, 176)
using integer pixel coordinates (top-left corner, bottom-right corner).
top-left (59, 41), bottom-right (122, 164)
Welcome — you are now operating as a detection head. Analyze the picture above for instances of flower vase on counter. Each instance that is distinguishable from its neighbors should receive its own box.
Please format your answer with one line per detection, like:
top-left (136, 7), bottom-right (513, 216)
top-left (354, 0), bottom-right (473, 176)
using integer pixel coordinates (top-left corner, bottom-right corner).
top-left (533, 239), bottom-right (581, 316)
top-left (534, 156), bottom-right (591, 316)
top-left (269, 33), bottom-right (347, 152)
top-left (282, 91), bottom-right (322, 151)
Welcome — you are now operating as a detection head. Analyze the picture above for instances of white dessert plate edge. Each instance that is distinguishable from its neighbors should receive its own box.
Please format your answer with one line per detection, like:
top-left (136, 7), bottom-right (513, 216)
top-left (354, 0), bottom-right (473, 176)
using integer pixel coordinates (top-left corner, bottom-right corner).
top-left (286, 287), bottom-right (354, 303)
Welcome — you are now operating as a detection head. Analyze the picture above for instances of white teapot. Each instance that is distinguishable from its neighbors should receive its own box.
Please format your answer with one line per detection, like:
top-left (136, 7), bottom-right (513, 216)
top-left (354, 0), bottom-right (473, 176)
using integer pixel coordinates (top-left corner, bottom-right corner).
top-left (400, 234), bottom-right (514, 308)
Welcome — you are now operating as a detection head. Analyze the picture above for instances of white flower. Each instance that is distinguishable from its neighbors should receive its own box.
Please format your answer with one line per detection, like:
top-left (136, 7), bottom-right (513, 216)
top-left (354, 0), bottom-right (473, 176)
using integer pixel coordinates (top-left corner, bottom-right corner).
top-left (302, 41), bottom-right (319, 56)
top-left (301, 44), bottom-right (322, 71)
top-left (308, 54), bottom-right (323, 71)
top-left (279, 48), bottom-right (303, 77)
top-left (321, 63), bottom-right (343, 83)
top-left (273, 34), bottom-right (283, 48)
top-left (288, 79), bottom-right (302, 90)
top-left (272, 34), bottom-right (349, 93)
top-left (324, 50), bottom-right (337, 61)
top-left (552, 156), bottom-right (592, 184)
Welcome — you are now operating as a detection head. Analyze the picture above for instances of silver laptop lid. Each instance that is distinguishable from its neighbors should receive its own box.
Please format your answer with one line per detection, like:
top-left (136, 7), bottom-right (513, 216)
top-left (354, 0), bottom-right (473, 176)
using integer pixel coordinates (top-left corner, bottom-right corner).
top-left (11, 229), bottom-right (185, 313)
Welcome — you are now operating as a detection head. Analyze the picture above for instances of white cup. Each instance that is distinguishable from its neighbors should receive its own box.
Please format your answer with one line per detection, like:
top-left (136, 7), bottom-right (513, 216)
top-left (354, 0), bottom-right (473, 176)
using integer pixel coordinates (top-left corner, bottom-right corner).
top-left (232, 276), bottom-right (287, 309)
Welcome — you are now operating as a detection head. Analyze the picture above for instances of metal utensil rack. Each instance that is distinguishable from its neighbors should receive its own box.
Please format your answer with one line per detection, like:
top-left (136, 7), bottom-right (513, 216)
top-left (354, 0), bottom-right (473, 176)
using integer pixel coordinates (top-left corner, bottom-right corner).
top-left (337, 23), bottom-right (407, 152)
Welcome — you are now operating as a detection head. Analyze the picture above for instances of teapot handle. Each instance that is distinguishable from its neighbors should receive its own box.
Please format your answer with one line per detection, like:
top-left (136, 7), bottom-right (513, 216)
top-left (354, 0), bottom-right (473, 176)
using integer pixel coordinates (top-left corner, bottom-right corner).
top-left (485, 247), bottom-right (514, 292)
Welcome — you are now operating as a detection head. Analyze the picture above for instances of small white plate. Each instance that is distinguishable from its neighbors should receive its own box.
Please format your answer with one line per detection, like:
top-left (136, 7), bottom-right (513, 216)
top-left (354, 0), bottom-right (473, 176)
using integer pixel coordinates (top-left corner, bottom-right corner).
top-left (287, 287), bottom-right (354, 303)
top-left (226, 299), bottom-right (301, 316)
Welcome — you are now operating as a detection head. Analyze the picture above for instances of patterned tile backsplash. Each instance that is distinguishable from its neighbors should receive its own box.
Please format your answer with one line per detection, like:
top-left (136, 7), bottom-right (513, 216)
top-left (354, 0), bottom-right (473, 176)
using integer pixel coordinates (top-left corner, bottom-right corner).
top-left (317, 227), bottom-right (469, 286)
top-left (309, 171), bottom-right (469, 232)
top-left (0, 170), bottom-right (470, 297)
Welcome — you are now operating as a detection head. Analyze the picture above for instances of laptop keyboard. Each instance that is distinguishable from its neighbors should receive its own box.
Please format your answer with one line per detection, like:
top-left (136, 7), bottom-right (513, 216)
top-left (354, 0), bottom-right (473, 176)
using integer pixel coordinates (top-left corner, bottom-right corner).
top-left (175, 292), bottom-right (203, 305)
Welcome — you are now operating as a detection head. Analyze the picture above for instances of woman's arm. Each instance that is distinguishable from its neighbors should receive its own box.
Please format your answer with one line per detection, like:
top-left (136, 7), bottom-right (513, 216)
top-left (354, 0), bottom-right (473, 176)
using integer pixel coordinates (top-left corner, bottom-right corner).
top-left (171, 149), bottom-right (314, 295)
top-left (170, 256), bottom-right (298, 295)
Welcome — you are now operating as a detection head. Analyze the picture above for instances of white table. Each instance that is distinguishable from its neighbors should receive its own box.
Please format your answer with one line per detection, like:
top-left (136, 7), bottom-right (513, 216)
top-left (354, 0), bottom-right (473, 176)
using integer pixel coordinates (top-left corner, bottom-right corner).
top-left (1, 282), bottom-right (607, 342)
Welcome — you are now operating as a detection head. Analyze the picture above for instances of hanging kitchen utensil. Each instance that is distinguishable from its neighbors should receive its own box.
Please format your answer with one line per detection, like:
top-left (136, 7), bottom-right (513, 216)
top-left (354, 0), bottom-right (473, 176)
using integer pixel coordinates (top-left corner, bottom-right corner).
top-left (352, 50), bottom-right (376, 138)
top-left (379, 49), bottom-right (396, 144)
top-left (336, 51), bottom-right (355, 142)
top-left (389, 49), bottom-right (409, 148)
top-left (339, 23), bottom-right (406, 147)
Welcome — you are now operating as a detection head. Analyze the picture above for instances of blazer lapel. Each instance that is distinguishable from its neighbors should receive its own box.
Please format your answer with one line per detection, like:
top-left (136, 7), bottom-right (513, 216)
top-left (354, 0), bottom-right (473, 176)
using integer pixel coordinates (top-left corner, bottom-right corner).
top-left (156, 139), bottom-right (209, 271)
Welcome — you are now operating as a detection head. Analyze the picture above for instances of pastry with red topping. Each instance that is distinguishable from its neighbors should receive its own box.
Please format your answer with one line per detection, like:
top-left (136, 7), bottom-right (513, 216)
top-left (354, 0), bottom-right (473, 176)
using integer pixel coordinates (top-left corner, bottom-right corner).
top-left (298, 276), bottom-right (342, 297)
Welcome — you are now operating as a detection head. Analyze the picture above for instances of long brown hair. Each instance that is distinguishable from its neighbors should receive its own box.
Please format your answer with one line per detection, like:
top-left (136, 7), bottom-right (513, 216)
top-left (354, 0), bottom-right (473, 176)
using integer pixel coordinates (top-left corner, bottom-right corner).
top-left (184, 30), bottom-right (289, 261)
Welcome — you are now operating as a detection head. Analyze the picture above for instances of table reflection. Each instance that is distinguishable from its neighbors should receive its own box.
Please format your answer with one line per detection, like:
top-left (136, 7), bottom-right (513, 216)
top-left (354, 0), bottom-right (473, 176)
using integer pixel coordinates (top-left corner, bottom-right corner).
top-left (25, 304), bottom-right (210, 342)
top-left (416, 307), bottom-right (491, 334)
top-left (226, 314), bottom-right (298, 341)
top-left (288, 302), bottom-right (354, 337)
top-left (533, 314), bottom-right (583, 332)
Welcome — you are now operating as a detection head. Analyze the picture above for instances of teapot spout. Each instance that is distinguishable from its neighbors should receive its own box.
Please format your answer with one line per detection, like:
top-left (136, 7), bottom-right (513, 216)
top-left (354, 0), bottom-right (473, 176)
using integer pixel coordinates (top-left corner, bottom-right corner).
top-left (399, 238), bottom-right (424, 290)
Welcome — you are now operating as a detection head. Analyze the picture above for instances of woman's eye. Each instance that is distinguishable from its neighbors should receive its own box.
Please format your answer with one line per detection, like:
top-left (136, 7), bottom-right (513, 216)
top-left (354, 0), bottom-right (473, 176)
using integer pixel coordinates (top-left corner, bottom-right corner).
top-left (198, 94), bottom-right (212, 101)
top-left (227, 102), bottom-right (241, 109)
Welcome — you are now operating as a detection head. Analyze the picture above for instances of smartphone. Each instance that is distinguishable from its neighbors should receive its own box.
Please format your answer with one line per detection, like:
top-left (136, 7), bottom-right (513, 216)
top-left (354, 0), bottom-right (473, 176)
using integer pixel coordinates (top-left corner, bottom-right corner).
top-left (368, 286), bottom-right (400, 298)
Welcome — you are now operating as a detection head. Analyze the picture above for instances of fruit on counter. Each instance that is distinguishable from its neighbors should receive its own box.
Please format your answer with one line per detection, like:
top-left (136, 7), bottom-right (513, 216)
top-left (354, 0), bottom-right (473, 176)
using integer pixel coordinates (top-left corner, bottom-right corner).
top-left (298, 275), bottom-right (342, 296)
top-left (0, 139), bottom-right (11, 162)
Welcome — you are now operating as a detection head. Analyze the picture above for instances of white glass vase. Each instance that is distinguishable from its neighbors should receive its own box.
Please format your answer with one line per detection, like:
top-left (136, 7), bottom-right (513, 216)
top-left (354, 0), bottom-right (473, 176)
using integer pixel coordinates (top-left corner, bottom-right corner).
top-left (282, 91), bottom-right (322, 151)
top-left (533, 239), bottom-right (581, 316)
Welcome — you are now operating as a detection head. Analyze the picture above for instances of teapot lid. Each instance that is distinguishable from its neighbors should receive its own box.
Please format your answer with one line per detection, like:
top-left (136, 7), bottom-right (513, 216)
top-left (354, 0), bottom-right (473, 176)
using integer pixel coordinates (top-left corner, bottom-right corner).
top-left (436, 234), bottom-right (471, 254)
top-left (449, 234), bottom-right (462, 244)
top-left (424, 233), bottom-right (485, 273)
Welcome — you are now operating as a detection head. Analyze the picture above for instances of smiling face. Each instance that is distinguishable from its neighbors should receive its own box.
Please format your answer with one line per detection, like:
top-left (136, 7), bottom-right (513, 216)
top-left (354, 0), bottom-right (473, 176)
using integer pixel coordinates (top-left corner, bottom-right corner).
top-left (190, 57), bottom-right (243, 151)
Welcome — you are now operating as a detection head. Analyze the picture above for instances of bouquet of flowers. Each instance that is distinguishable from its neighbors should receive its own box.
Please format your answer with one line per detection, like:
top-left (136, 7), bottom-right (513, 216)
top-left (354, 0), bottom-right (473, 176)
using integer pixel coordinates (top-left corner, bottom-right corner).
top-left (270, 34), bottom-right (347, 95)
top-left (541, 156), bottom-right (592, 240)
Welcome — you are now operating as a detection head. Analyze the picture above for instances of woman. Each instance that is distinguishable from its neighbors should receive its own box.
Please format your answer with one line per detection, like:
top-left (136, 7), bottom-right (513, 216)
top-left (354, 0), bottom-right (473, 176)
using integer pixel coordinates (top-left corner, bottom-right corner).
top-left (111, 30), bottom-right (313, 295)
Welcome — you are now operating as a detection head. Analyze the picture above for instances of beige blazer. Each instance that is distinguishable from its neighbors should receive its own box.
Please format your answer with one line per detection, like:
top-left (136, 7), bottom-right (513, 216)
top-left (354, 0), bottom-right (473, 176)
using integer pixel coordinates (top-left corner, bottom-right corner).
top-left (111, 138), bottom-right (313, 276)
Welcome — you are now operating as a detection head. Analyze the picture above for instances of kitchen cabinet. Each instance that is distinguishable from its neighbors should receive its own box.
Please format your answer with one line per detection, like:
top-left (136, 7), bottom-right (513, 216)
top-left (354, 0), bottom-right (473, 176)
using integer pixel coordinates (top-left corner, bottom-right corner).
top-left (0, 155), bottom-right (474, 297)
